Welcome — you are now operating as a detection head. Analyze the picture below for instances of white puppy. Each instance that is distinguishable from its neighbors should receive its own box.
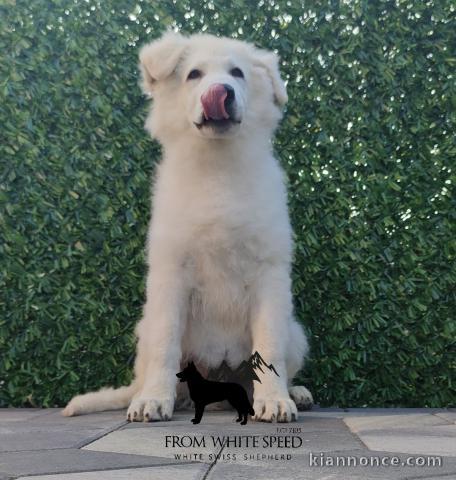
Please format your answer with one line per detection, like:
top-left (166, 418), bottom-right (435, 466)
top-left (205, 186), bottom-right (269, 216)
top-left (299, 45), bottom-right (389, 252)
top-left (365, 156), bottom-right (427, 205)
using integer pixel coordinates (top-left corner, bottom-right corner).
top-left (63, 32), bottom-right (313, 423)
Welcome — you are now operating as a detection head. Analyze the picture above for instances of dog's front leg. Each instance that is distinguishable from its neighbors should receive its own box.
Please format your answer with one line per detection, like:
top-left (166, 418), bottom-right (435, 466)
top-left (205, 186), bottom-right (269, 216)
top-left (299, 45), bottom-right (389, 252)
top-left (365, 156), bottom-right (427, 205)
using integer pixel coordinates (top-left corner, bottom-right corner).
top-left (191, 403), bottom-right (205, 424)
top-left (127, 263), bottom-right (186, 422)
top-left (251, 267), bottom-right (298, 423)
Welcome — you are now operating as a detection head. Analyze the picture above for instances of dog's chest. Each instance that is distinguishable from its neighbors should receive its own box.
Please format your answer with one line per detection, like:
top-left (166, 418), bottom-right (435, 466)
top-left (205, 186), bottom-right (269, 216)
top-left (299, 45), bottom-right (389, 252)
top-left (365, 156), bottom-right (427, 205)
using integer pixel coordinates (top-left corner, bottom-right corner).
top-left (173, 163), bottom-right (285, 366)
top-left (182, 230), bottom-right (255, 367)
top-left (182, 170), bottom-right (268, 274)
top-left (188, 212), bottom-right (264, 288)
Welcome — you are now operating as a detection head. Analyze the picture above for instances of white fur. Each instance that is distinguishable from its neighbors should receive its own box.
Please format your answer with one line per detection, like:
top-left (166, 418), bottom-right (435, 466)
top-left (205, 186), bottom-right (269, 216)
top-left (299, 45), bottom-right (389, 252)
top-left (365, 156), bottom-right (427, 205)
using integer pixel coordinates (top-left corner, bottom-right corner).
top-left (63, 32), bottom-right (312, 423)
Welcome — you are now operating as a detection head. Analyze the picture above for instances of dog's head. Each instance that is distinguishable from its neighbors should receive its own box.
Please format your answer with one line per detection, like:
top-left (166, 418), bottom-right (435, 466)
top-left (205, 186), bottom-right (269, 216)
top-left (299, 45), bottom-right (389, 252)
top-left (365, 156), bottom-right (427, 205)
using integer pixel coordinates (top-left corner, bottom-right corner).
top-left (176, 362), bottom-right (199, 382)
top-left (139, 32), bottom-right (287, 142)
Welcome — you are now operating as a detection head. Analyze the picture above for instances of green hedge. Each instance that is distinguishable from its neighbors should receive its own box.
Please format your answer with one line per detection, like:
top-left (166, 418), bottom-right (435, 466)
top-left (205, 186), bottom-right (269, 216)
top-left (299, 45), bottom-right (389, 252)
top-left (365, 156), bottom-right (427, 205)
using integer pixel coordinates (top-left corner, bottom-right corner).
top-left (1, 0), bottom-right (455, 408)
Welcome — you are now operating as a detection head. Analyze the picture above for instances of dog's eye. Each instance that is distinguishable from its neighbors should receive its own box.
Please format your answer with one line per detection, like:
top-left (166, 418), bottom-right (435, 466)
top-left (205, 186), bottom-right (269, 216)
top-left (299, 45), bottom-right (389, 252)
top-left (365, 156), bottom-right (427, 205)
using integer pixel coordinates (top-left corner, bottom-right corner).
top-left (230, 67), bottom-right (244, 78)
top-left (187, 69), bottom-right (202, 80)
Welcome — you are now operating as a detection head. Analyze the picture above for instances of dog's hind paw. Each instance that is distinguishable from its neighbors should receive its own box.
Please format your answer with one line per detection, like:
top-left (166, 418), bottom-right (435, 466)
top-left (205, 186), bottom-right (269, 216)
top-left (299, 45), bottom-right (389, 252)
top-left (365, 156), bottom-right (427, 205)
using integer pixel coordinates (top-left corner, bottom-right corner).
top-left (288, 385), bottom-right (313, 411)
top-left (127, 396), bottom-right (174, 422)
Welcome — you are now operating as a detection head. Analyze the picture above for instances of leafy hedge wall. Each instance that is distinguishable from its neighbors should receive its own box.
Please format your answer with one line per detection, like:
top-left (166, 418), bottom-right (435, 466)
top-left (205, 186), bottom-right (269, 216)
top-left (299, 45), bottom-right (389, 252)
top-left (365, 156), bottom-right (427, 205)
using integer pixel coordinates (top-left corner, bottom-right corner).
top-left (1, 0), bottom-right (455, 408)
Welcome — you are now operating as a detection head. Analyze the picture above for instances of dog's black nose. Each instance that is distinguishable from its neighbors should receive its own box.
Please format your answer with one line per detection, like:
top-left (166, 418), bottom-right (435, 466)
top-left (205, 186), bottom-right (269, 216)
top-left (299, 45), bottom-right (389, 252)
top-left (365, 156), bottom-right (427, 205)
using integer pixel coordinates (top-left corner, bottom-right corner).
top-left (223, 84), bottom-right (235, 106)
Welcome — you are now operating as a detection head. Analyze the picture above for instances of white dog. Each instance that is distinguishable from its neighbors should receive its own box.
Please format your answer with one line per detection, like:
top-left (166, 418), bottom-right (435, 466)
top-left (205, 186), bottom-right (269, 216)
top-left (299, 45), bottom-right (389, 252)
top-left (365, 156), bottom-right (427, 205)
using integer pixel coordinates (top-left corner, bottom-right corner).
top-left (63, 32), bottom-right (313, 423)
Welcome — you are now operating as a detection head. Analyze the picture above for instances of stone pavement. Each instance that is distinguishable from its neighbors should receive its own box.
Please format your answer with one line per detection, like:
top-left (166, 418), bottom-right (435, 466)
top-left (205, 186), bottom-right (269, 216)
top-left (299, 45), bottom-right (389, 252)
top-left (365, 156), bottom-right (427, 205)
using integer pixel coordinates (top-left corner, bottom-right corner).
top-left (0, 407), bottom-right (455, 479)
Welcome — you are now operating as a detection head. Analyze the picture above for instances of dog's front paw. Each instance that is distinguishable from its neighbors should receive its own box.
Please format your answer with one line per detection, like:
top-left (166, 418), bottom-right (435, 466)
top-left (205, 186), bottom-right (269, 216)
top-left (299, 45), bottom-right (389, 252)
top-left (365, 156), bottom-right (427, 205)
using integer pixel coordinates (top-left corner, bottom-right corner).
top-left (191, 418), bottom-right (200, 424)
top-left (127, 396), bottom-right (174, 422)
top-left (288, 385), bottom-right (313, 411)
top-left (253, 397), bottom-right (298, 423)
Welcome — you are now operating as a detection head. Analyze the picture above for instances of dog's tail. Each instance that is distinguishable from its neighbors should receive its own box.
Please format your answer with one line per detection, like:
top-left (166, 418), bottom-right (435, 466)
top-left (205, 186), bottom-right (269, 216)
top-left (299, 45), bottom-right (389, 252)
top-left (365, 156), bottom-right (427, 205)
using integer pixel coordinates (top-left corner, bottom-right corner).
top-left (249, 404), bottom-right (255, 416)
top-left (62, 382), bottom-right (138, 417)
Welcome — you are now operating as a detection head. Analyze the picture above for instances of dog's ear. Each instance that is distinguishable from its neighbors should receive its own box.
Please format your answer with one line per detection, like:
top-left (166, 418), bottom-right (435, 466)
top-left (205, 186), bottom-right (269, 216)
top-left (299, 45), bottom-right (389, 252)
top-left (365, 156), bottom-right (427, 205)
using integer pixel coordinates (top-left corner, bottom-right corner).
top-left (139, 32), bottom-right (188, 93)
top-left (252, 49), bottom-right (288, 107)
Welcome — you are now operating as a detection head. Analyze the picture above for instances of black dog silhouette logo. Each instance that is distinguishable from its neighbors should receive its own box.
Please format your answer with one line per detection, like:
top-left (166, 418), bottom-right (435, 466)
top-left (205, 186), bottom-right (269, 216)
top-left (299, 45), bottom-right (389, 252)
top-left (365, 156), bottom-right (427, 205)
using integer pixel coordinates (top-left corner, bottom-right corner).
top-left (176, 352), bottom-right (279, 425)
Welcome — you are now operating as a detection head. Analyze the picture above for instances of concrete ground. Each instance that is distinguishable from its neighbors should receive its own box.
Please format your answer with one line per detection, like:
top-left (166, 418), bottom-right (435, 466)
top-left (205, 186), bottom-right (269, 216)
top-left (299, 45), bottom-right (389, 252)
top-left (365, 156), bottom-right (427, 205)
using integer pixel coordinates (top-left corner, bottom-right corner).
top-left (0, 407), bottom-right (455, 479)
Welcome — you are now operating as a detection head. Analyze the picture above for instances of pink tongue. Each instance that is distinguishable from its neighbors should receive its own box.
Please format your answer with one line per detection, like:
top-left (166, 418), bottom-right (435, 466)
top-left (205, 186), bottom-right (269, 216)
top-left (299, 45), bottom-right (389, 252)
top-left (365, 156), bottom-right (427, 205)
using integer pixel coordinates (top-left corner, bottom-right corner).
top-left (201, 84), bottom-right (229, 120)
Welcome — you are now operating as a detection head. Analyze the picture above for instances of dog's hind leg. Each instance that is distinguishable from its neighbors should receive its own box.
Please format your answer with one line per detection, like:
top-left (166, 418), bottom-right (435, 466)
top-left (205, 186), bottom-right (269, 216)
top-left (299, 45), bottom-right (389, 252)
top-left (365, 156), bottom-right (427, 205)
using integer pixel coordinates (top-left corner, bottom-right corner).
top-left (241, 413), bottom-right (248, 425)
top-left (286, 320), bottom-right (314, 411)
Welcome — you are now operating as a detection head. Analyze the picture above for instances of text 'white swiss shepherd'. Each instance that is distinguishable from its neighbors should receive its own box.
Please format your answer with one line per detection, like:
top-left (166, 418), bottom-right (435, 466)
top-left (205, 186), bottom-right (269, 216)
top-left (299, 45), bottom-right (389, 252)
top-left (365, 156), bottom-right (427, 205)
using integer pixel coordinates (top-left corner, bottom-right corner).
top-left (63, 31), bottom-right (313, 423)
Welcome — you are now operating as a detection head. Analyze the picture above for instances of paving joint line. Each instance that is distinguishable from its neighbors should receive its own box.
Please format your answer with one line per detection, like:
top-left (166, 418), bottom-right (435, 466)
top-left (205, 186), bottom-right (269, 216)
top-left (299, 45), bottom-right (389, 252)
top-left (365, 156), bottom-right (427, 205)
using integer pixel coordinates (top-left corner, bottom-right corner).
top-left (405, 472), bottom-right (456, 480)
top-left (201, 443), bottom-right (226, 480)
top-left (432, 413), bottom-right (454, 425)
top-left (7, 461), bottom-right (201, 479)
top-left (341, 418), bottom-right (370, 450)
top-left (75, 420), bottom-right (129, 449)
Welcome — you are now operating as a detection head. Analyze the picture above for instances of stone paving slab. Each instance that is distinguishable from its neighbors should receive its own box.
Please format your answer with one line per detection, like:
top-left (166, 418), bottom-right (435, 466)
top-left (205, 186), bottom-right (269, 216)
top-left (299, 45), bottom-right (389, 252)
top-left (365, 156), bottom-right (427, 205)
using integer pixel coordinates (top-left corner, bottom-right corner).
top-left (1, 408), bottom-right (455, 480)
top-left (352, 427), bottom-right (456, 457)
top-left (15, 464), bottom-right (207, 480)
top-left (0, 448), bottom-right (194, 479)
top-left (22, 410), bottom-right (127, 433)
top-left (344, 414), bottom-right (456, 457)
top-left (0, 409), bottom-right (126, 452)
top-left (0, 409), bottom-right (52, 423)
top-left (0, 409), bottom-right (123, 426)
top-left (83, 426), bottom-right (219, 462)
top-left (298, 407), bottom-right (451, 419)
top-left (414, 477), bottom-right (456, 480)
top-left (84, 412), bottom-right (364, 461)
top-left (344, 414), bottom-right (450, 431)
top-left (84, 426), bottom-right (364, 460)
top-left (206, 448), bottom-right (456, 480)
top-left (0, 428), bottom-right (106, 453)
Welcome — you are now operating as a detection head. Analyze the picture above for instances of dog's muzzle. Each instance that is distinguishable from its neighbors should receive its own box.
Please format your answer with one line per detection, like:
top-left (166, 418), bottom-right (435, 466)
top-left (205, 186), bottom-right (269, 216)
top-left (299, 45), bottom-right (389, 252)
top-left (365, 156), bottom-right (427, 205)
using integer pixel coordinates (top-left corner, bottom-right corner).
top-left (195, 83), bottom-right (241, 130)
